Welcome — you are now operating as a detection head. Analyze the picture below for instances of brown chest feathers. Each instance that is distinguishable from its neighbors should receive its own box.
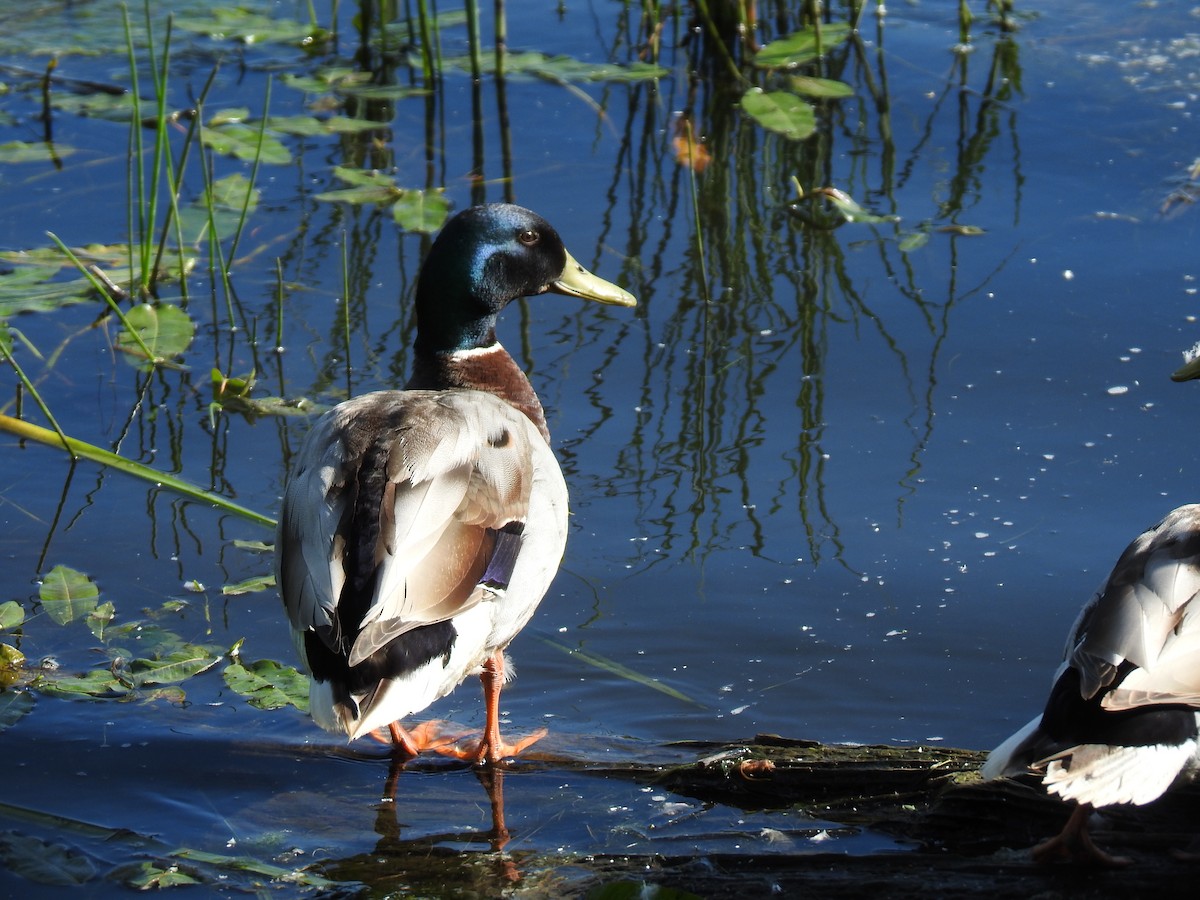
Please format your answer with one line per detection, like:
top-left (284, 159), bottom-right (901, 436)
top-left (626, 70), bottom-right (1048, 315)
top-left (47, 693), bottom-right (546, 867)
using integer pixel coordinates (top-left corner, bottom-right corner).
top-left (405, 344), bottom-right (551, 444)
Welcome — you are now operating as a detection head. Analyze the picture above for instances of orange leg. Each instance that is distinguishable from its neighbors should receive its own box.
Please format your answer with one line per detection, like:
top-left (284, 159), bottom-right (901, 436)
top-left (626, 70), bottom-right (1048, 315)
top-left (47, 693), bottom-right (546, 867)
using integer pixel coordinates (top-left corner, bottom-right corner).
top-left (475, 649), bottom-right (547, 764)
top-left (426, 650), bottom-right (547, 764)
top-left (1032, 804), bottom-right (1131, 867)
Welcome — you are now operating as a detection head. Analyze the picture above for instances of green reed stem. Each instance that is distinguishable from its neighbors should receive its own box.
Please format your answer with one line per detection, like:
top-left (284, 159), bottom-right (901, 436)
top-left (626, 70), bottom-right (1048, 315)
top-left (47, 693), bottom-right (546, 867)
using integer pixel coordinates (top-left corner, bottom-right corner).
top-left (46, 233), bottom-right (158, 364)
top-left (0, 413), bottom-right (275, 528)
top-left (0, 340), bottom-right (72, 457)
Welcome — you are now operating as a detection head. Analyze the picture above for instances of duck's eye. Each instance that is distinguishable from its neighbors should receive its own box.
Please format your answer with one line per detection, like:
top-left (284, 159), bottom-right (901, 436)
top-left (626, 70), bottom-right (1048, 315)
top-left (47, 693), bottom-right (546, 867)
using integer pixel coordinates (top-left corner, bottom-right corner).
top-left (517, 229), bottom-right (539, 246)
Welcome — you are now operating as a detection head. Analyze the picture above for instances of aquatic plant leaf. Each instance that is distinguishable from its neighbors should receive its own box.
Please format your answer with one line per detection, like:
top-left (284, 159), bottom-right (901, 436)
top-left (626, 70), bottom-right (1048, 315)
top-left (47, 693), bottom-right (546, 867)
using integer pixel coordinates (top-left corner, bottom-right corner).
top-left (224, 659), bottom-right (309, 711)
top-left (86, 601), bottom-right (115, 642)
top-left (232, 539), bottom-right (273, 553)
top-left (740, 90), bottom-right (816, 141)
top-left (0, 689), bottom-right (34, 731)
top-left (200, 123), bottom-right (291, 164)
top-left (116, 303), bottom-right (196, 365)
top-left (207, 173), bottom-right (260, 213)
top-left (454, 51), bottom-right (667, 82)
top-left (0, 831), bottom-right (96, 885)
top-left (50, 90), bottom-right (136, 121)
top-left (0, 270), bottom-right (95, 315)
top-left (392, 190), bottom-right (451, 233)
top-left (279, 68), bottom-right (376, 94)
top-left (36, 669), bottom-right (126, 699)
top-left (899, 231), bottom-right (930, 252)
top-left (39, 564), bottom-right (99, 624)
top-left (788, 75), bottom-right (855, 99)
top-left (753, 23), bottom-right (853, 69)
top-left (0, 140), bottom-right (75, 163)
top-left (266, 114), bottom-right (382, 136)
top-left (812, 187), bottom-right (899, 224)
top-left (173, 9), bottom-right (319, 47)
top-left (221, 574), bottom-right (275, 595)
top-left (0, 643), bottom-right (26, 689)
top-left (0, 600), bottom-right (23, 631)
top-left (117, 861), bottom-right (201, 889)
top-left (0, 414), bottom-right (275, 529)
top-left (177, 174), bottom-right (260, 247)
top-left (127, 645), bottom-right (222, 686)
top-left (313, 184), bottom-right (400, 205)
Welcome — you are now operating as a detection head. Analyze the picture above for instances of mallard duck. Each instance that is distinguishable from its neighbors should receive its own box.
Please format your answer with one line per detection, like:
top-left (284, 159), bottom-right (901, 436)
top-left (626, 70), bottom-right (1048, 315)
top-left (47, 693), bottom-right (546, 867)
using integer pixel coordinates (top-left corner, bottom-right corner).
top-left (982, 504), bottom-right (1200, 865)
top-left (275, 203), bottom-right (636, 764)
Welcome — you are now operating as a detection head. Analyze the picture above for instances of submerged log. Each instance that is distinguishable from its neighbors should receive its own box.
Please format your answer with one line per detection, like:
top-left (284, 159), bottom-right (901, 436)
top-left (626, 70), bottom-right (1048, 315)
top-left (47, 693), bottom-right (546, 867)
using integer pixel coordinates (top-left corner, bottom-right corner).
top-left (549, 733), bottom-right (1200, 897)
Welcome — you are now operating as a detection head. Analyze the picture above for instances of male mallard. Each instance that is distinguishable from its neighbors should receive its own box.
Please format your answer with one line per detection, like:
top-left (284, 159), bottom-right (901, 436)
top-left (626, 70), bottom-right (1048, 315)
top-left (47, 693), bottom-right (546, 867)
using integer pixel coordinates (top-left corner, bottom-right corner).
top-left (275, 204), bottom-right (636, 764)
top-left (982, 504), bottom-right (1200, 864)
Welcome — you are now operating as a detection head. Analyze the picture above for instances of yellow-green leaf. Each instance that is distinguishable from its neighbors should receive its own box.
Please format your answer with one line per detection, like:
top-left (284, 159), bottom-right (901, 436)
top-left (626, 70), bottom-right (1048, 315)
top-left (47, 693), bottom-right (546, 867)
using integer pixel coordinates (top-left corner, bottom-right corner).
top-left (39, 565), bottom-right (99, 625)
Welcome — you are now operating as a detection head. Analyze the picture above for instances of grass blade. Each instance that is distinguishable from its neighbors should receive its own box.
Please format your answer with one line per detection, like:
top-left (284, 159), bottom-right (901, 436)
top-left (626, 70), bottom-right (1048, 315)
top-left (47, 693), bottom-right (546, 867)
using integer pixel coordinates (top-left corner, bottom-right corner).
top-left (0, 413), bottom-right (274, 528)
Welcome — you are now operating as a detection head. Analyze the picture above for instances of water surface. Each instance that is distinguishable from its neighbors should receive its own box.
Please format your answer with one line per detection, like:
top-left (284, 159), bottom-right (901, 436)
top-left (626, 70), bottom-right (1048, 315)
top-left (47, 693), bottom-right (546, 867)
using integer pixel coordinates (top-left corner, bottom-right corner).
top-left (1, 0), bottom-right (1199, 893)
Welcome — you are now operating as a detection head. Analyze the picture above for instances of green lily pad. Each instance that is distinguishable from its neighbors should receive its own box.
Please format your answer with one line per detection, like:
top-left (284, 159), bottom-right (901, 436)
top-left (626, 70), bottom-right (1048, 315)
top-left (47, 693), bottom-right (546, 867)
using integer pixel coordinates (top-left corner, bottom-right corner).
top-left (0, 600), bottom-right (23, 631)
top-left (0, 643), bottom-right (26, 690)
top-left (316, 168), bottom-right (450, 233)
top-left (126, 644), bottom-right (222, 687)
top-left (221, 574), bottom-right (276, 595)
top-left (459, 51), bottom-right (667, 83)
top-left (0, 140), bottom-right (75, 163)
top-left (117, 862), bottom-right (202, 890)
top-left (39, 564), bottom-right (99, 625)
top-left (753, 22), bottom-right (853, 69)
top-left (0, 689), bottom-right (34, 731)
top-left (788, 75), bottom-right (855, 99)
top-left (393, 190), bottom-right (452, 233)
top-left (224, 659), bottom-right (309, 711)
top-left (200, 122), bottom-right (291, 164)
top-left (0, 832), bottom-right (96, 886)
top-left (740, 90), bottom-right (816, 140)
top-left (86, 601), bottom-right (115, 642)
top-left (36, 668), bottom-right (126, 699)
top-left (116, 303), bottom-right (196, 365)
top-left (266, 114), bottom-right (383, 136)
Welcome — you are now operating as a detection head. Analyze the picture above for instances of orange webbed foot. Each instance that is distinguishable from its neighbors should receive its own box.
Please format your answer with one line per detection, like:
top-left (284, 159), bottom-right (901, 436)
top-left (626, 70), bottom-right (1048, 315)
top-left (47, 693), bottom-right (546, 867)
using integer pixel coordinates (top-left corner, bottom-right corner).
top-left (367, 720), bottom-right (473, 757)
top-left (1031, 805), bottom-right (1131, 867)
top-left (435, 726), bottom-right (549, 765)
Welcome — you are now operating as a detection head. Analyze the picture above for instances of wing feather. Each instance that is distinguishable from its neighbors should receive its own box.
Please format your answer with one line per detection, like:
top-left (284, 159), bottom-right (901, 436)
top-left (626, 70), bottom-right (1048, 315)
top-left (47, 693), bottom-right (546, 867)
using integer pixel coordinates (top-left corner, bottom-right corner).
top-left (278, 389), bottom-right (553, 670)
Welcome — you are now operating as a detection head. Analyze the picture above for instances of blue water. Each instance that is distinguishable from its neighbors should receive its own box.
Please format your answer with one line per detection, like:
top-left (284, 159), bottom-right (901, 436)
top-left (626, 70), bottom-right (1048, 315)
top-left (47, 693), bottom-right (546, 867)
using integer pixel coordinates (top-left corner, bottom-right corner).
top-left (2, 0), bottom-right (1200, 892)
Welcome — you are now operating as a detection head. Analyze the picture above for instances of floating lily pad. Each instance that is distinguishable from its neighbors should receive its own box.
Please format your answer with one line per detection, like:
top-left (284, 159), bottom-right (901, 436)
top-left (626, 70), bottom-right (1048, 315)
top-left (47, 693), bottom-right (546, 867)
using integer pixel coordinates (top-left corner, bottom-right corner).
top-left (0, 140), bottom-right (75, 163)
top-left (393, 190), bottom-right (452, 233)
top-left (266, 114), bottom-right (384, 136)
top-left (788, 75), bottom-right (855, 99)
top-left (115, 303), bottom-right (196, 365)
top-left (0, 831), bottom-right (96, 886)
top-left (200, 122), bottom-right (291, 164)
top-left (740, 90), bottom-right (816, 141)
top-left (86, 601), bottom-right (115, 642)
top-left (126, 645), bottom-right (222, 687)
top-left (178, 173), bottom-right (259, 246)
top-left (316, 168), bottom-right (450, 233)
top-left (173, 9), bottom-right (322, 48)
top-left (221, 573), bottom-right (275, 595)
top-left (36, 668), bottom-right (126, 699)
top-left (116, 861), bottom-right (202, 890)
top-left (0, 689), bottom-right (34, 730)
top-left (448, 51), bottom-right (667, 82)
top-left (753, 22), bottom-right (853, 69)
top-left (224, 659), bottom-right (309, 711)
top-left (0, 600), bottom-right (23, 631)
top-left (39, 564), bottom-right (99, 625)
